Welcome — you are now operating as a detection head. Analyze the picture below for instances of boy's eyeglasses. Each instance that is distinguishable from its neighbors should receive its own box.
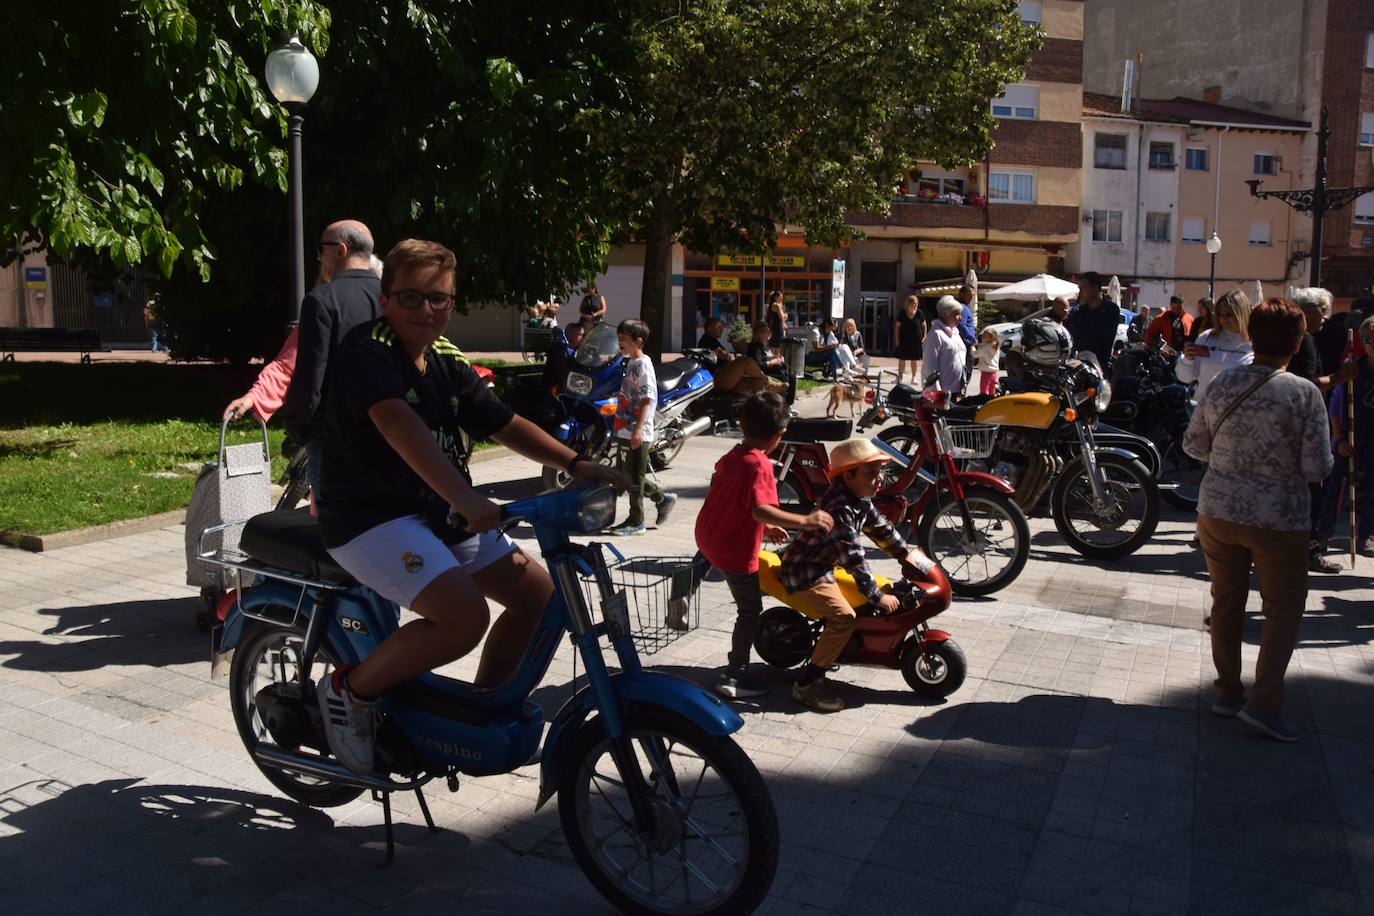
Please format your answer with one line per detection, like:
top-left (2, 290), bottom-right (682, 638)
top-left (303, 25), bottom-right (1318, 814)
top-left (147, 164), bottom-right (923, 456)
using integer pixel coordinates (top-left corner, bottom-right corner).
top-left (391, 290), bottom-right (455, 311)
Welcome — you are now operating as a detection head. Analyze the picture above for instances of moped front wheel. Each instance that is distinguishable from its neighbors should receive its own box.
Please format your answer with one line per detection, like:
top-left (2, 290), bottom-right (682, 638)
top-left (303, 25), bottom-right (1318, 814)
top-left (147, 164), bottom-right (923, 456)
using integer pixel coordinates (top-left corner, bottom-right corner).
top-left (916, 485), bottom-right (1030, 597)
top-left (229, 622), bottom-right (362, 808)
top-left (560, 706), bottom-right (778, 916)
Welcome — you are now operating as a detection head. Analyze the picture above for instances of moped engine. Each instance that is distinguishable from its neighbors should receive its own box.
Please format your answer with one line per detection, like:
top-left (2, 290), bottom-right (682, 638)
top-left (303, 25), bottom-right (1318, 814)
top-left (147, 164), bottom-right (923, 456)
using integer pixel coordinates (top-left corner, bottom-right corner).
top-left (255, 683), bottom-right (325, 753)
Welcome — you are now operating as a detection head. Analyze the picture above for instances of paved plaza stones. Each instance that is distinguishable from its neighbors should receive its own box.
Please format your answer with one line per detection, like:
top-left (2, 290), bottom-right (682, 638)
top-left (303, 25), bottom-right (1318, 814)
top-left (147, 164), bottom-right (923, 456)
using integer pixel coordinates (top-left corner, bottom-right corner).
top-left (1, 392), bottom-right (1372, 914)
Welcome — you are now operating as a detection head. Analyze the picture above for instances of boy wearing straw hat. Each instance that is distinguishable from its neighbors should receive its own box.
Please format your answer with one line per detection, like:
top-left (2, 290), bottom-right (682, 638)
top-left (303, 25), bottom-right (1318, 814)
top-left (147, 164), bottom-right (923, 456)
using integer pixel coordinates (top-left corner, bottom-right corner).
top-left (781, 437), bottom-right (934, 712)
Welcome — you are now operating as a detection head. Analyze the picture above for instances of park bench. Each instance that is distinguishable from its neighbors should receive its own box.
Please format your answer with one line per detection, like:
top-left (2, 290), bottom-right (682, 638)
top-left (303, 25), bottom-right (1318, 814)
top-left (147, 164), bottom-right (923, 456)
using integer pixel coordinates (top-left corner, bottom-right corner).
top-left (0, 327), bottom-right (111, 363)
top-left (521, 322), bottom-right (558, 362)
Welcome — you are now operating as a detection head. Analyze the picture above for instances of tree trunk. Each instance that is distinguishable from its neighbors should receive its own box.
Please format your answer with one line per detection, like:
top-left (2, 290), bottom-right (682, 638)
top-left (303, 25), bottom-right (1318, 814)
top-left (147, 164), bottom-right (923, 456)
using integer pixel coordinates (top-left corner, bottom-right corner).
top-left (637, 201), bottom-right (674, 361)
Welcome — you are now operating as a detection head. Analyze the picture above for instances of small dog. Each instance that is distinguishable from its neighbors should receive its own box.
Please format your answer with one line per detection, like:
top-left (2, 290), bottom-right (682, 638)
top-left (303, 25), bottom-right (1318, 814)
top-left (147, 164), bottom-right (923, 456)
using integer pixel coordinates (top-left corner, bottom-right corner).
top-left (826, 379), bottom-right (869, 418)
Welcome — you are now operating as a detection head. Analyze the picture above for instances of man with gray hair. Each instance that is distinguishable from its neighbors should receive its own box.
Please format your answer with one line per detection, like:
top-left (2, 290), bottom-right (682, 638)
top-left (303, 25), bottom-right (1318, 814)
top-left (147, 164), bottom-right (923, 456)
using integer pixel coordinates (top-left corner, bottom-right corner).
top-left (1287, 287), bottom-right (1359, 571)
top-left (282, 219), bottom-right (382, 495)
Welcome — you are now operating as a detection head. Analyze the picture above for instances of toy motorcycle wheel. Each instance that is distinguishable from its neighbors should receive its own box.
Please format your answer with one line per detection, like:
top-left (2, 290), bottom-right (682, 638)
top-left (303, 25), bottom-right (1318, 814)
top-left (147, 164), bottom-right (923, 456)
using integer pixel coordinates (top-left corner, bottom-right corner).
top-left (754, 607), bottom-right (817, 669)
top-left (901, 639), bottom-right (968, 698)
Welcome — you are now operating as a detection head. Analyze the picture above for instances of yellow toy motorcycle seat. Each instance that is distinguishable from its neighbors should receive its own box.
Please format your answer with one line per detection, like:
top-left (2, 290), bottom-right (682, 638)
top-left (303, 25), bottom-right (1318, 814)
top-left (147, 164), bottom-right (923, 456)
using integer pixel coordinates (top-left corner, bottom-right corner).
top-left (756, 549), bottom-right (892, 617)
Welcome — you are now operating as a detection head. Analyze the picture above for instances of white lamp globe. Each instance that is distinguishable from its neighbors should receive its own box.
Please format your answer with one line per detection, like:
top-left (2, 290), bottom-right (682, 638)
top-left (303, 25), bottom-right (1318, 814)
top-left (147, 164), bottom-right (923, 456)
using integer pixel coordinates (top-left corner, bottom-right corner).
top-left (265, 36), bottom-right (319, 105)
top-left (1205, 232), bottom-right (1222, 255)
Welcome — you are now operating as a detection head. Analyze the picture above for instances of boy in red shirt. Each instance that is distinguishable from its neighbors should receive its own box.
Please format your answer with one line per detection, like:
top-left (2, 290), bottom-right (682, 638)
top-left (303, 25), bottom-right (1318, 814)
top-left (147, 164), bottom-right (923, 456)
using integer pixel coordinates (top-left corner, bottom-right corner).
top-left (696, 392), bottom-right (833, 698)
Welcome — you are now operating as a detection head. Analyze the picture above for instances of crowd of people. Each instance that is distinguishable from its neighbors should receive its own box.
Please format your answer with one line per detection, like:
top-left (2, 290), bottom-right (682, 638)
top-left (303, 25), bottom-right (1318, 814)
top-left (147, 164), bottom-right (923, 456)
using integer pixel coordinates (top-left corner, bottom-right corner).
top-left (218, 219), bottom-right (1370, 756)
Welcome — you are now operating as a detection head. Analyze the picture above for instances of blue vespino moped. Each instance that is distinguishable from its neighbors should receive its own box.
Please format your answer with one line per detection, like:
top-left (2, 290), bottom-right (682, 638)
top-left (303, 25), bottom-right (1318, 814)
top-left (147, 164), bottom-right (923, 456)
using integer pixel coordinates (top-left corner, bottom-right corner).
top-left (208, 485), bottom-right (777, 914)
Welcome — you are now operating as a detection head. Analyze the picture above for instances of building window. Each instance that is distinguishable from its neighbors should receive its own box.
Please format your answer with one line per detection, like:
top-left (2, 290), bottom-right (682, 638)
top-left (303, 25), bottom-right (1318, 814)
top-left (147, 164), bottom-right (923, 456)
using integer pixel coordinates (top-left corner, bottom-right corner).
top-left (1145, 212), bottom-right (1171, 241)
top-left (1248, 221), bottom-right (1271, 246)
top-left (1148, 142), bottom-right (1176, 169)
top-left (1361, 113), bottom-right (1374, 147)
top-left (1355, 192), bottom-right (1374, 225)
top-left (1094, 132), bottom-right (1129, 169)
top-left (1367, 35), bottom-right (1374, 68)
top-left (1253, 153), bottom-right (1278, 175)
top-left (991, 84), bottom-right (1038, 120)
top-left (1019, 1), bottom-right (1042, 24)
top-left (1185, 148), bottom-right (1209, 171)
top-left (988, 170), bottom-right (1035, 204)
top-left (1091, 209), bottom-right (1124, 243)
top-left (1181, 217), bottom-right (1206, 243)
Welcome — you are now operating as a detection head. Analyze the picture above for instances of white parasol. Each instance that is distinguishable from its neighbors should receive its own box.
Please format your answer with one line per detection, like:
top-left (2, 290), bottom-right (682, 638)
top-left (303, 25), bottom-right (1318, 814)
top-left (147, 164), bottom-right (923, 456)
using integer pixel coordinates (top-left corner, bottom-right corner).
top-left (1251, 279), bottom-right (1265, 303)
top-left (964, 268), bottom-right (979, 301)
top-left (985, 273), bottom-right (1081, 302)
top-left (1107, 275), bottom-right (1123, 305)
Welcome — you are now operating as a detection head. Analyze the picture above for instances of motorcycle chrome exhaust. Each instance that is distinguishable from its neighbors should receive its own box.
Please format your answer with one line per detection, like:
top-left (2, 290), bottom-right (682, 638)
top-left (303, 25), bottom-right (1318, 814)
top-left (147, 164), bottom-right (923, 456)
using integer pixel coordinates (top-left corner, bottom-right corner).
top-left (254, 745), bottom-right (430, 793)
top-left (679, 415), bottom-right (713, 440)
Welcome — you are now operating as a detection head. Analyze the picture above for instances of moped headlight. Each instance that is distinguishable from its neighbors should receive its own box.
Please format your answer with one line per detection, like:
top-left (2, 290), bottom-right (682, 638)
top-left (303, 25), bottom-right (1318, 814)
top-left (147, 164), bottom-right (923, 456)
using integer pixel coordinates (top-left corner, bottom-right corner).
top-left (577, 485), bottom-right (617, 532)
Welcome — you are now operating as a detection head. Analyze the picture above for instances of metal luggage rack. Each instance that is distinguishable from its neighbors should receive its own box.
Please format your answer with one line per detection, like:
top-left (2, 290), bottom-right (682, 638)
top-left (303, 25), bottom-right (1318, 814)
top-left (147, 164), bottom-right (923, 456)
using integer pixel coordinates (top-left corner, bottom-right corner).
top-left (578, 549), bottom-right (701, 655)
top-left (197, 520), bottom-right (352, 629)
top-left (941, 421), bottom-right (1000, 459)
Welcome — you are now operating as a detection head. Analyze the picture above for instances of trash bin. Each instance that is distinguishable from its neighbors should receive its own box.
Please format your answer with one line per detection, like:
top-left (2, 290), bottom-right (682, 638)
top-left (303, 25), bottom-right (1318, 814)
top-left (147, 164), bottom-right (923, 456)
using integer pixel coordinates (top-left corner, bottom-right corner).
top-left (781, 335), bottom-right (808, 379)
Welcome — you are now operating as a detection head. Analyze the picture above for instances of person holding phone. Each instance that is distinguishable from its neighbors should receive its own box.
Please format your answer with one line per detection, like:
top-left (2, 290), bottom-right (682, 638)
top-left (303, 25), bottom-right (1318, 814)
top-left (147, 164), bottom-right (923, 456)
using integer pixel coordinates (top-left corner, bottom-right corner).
top-left (1176, 289), bottom-right (1254, 399)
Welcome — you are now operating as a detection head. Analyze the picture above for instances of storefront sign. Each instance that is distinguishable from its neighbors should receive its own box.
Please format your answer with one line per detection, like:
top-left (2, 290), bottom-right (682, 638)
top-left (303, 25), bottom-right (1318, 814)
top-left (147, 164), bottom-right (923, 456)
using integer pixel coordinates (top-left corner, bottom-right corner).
top-left (23, 267), bottom-right (47, 290)
top-left (716, 254), bottom-right (807, 269)
top-left (710, 276), bottom-right (741, 291)
top-left (830, 259), bottom-right (846, 318)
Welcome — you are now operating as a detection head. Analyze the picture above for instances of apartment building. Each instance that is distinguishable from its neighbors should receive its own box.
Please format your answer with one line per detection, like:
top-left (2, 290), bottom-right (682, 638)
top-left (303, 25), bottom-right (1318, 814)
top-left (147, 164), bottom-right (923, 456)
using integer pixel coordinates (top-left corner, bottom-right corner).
top-left (1069, 93), bottom-right (1308, 307)
top-left (843, 0), bottom-right (1084, 350)
top-left (1085, 0), bottom-right (1374, 302)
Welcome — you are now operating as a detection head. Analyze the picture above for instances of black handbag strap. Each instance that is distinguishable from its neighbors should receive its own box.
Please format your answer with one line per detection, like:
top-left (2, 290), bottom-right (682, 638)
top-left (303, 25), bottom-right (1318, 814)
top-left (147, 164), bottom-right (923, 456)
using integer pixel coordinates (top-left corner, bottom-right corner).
top-left (1214, 369), bottom-right (1277, 435)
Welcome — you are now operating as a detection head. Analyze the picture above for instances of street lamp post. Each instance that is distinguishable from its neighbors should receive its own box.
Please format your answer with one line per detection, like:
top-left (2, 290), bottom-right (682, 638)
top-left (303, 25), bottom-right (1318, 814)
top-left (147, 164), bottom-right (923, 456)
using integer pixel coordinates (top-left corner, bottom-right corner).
top-left (264, 36), bottom-right (319, 327)
top-left (1247, 104), bottom-right (1374, 289)
top-left (1205, 232), bottom-right (1222, 299)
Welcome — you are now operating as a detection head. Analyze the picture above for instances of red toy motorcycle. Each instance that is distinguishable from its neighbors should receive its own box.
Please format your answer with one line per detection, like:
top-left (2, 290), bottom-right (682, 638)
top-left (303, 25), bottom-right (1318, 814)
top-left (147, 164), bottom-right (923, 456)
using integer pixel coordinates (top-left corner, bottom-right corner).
top-left (752, 549), bottom-right (964, 697)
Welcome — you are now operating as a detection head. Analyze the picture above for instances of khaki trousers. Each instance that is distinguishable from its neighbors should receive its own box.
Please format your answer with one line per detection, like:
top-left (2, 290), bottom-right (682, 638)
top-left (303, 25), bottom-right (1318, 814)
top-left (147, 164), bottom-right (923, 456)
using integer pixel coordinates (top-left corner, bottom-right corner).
top-left (1197, 514), bottom-right (1309, 715)
top-left (789, 580), bottom-right (857, 669)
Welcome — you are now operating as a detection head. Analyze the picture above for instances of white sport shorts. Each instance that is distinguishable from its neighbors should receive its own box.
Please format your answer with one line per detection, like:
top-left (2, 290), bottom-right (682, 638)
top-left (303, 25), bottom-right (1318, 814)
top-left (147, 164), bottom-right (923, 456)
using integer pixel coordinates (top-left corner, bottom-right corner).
top-left (326, 514), bottom-right (517, 609)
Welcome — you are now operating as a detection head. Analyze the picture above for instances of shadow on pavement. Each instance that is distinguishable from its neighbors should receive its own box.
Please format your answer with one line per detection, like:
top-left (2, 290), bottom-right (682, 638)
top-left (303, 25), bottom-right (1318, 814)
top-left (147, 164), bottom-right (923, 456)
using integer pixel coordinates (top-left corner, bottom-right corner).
top-left (0, 597), bottom-right (203, 672)
top-left (0, 778), bottom-right (611, 915)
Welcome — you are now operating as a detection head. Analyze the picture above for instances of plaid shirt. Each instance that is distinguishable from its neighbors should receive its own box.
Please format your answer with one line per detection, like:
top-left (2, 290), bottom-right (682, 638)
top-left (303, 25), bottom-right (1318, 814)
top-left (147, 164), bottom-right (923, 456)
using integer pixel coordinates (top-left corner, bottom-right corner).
top-left (780, 481), bottom-right (909, 603)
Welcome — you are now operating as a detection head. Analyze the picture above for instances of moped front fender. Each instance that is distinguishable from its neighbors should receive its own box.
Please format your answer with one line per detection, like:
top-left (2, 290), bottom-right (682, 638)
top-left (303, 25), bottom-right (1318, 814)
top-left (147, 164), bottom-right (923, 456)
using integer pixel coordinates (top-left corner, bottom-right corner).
top-left (536, 670), bottom-right (742, 808)
top-left (911, 469), bottom-right (1017, 520)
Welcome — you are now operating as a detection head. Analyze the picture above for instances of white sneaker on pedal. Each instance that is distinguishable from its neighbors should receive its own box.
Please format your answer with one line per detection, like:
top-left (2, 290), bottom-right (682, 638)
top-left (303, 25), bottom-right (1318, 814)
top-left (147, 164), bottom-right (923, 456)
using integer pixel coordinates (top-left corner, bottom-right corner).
top-left (317, 668), bottom-right (378, 774)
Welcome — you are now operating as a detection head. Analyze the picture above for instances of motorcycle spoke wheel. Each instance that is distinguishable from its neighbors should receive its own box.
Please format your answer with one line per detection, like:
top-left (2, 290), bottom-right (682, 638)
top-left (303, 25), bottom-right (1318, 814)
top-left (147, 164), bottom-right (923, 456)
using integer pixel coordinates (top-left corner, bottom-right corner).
top-left (1051, 454), bottom-right (1159, 560)
top-left (561, 709), bottom-right (777, 916)
top-left (918, 488), bottom-right (1030, 596)
top-left (1158, 437), bottom-right (1203, 510)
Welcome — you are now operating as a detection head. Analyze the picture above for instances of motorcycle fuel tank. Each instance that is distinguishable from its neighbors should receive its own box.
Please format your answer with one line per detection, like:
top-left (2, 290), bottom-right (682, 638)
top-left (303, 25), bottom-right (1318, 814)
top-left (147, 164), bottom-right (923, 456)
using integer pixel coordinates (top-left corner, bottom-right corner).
top-left (973, 392), bottom-right (1060, 429)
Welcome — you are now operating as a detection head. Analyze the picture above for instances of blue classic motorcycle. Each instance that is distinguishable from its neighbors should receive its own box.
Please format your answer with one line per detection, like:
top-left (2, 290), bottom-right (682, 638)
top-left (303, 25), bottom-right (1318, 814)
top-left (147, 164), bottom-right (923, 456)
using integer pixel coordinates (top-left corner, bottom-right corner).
top-left (543, 323), bottom-right (715, 489)
top-left (206, 485), bottom-right (778, 914)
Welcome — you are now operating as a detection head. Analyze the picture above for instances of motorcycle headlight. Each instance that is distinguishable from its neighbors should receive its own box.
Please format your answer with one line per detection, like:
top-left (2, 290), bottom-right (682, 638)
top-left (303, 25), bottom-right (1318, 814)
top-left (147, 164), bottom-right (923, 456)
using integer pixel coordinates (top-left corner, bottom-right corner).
top-left (566, 372), bottom-right (593, 396)
top-left (577, 485), bottom-right (618, 532)
top-left (1094, 378), bottom-right (1112, 413)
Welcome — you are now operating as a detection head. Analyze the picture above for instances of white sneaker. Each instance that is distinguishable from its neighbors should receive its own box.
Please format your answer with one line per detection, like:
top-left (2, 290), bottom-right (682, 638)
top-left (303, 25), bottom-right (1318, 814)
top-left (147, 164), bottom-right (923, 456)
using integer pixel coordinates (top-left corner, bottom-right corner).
top-left (317, 669), bottom-right (378, 774)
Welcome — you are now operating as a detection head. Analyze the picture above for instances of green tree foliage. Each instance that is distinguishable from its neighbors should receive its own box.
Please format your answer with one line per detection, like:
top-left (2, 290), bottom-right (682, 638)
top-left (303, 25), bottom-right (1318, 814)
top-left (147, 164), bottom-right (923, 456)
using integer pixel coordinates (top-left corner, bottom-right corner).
top-left (0, 1), bottom-right (331, 280)
top-left (597, 0), bottom-right (1041, 351)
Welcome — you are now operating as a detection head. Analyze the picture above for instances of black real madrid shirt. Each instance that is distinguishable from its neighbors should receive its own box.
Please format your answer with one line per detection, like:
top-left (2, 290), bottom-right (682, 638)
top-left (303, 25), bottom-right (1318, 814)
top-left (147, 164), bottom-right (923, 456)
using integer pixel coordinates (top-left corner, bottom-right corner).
top-left (318, 319), bottom-right (514, 549)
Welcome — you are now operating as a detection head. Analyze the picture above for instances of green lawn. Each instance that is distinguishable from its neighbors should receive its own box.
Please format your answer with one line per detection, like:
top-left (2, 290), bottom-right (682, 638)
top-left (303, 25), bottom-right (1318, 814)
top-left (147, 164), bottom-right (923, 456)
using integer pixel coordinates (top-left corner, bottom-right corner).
top-left (0, 420), bottom-right (287, 536)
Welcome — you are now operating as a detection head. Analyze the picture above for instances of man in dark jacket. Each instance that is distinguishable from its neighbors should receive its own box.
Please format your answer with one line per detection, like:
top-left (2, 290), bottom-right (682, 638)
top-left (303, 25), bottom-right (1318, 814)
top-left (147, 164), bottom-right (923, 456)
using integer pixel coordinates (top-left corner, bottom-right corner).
top-left (1066, 271), bottom-right (1120, 370)
top-left (281, 220), bottom-right (382, 494)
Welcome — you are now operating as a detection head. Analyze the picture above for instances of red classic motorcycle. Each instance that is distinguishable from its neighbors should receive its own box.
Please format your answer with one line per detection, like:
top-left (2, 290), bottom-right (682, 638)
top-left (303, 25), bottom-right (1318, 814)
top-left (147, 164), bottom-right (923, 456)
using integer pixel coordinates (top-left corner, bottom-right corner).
top-left (771, 387), bottom-right (1030, 597)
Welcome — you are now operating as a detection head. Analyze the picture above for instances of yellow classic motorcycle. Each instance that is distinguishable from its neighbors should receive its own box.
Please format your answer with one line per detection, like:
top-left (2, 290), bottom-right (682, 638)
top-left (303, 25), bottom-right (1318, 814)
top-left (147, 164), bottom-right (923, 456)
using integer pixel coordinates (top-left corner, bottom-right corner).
top-left (885, 320), bottom-right (1160, 561)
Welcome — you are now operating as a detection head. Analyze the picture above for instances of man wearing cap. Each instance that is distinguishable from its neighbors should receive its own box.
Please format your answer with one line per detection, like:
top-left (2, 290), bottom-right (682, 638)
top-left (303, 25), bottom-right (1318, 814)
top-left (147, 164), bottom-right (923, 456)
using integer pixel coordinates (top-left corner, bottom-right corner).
top-left (780, 438), bottom-right (933, 712)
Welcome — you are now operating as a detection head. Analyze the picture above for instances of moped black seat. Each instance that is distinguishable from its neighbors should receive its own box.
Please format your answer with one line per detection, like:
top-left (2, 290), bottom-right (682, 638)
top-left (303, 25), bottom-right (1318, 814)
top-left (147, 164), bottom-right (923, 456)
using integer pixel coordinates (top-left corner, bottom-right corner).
top-left (943, 403), bottom-right (980, 422)
top-left (240, 508), bottom-right (357, 585)
top-left (653, 358), bottom-right (699, 392)
top-left (781, 417), bottom-right (852, 443)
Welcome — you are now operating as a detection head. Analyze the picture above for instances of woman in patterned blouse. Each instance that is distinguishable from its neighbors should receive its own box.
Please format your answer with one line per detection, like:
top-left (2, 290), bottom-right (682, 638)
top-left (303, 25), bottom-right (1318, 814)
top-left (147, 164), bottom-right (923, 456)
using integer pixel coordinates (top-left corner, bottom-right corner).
top-left (1184, 298), bottom-right (1333, 743)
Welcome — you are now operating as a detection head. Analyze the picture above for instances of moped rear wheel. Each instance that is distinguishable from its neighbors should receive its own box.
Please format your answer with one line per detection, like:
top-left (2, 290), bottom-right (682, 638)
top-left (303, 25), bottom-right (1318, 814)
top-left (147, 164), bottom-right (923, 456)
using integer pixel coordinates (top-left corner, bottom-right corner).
top-left (229, 622), bottom-right (362, 808)
top-left (753, 607), bottom-right (817, 669)
top-left (560, 706), bottom-right (778, 916)
top-left (916, 485), bottom-right (1030, 597)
